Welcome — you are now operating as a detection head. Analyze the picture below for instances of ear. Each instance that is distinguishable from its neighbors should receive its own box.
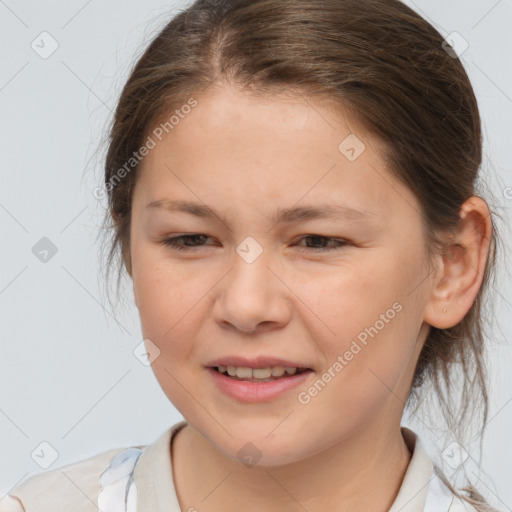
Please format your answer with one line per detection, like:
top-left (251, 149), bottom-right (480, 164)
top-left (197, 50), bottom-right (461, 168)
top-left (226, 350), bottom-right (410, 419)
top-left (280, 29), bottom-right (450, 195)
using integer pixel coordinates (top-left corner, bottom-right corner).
top-left (423, 196), bottom-right (492, 329)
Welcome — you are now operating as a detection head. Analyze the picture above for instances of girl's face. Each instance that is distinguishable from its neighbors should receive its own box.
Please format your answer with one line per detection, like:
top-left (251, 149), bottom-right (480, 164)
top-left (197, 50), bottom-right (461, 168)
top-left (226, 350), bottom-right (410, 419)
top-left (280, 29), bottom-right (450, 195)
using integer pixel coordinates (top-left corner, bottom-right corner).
top-left (129, 83), bottom-right (435, 466)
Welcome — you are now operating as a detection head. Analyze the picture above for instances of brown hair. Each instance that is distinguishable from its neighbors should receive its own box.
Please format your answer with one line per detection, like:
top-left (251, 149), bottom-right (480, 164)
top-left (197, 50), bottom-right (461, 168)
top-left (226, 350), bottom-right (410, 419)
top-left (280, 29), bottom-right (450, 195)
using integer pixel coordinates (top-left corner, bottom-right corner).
top-left (98, 0), bottom-right (504, 509)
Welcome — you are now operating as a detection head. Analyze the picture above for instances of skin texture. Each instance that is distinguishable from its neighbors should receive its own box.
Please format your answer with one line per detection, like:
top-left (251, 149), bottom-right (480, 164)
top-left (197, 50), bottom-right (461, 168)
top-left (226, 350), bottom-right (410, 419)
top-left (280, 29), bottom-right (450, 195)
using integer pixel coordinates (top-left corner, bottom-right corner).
top-left (129, 82), bottom-right (492, 512)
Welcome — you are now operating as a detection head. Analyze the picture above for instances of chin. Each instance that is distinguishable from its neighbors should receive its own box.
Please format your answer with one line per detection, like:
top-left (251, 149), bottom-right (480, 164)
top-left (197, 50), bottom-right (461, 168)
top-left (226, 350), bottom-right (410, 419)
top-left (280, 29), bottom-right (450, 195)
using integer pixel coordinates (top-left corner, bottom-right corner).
top-left (206, 428), bottom-right (307, 468)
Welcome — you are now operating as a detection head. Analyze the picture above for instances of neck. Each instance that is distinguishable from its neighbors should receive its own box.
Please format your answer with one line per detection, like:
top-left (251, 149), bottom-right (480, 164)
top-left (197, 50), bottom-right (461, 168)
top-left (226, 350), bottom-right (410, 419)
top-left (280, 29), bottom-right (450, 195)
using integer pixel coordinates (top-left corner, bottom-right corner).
top-left (171, 419), bottom-right (412, 512)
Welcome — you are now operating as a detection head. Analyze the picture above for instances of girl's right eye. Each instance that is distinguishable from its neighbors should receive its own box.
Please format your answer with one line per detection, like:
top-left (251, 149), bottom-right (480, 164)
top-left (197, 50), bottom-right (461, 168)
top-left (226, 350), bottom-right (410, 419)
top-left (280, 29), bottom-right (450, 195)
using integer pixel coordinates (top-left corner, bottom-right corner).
top-left (161, 234), bottom-right (214, 251)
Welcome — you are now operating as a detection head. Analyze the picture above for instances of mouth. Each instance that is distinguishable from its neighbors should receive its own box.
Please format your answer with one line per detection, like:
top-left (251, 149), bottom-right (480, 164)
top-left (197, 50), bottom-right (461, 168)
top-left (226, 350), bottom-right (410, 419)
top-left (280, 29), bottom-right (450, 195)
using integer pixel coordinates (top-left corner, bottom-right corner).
top-left (207, 365), bottom-right (314, 402)
top-left (210, 365), bottom-right (313, 383)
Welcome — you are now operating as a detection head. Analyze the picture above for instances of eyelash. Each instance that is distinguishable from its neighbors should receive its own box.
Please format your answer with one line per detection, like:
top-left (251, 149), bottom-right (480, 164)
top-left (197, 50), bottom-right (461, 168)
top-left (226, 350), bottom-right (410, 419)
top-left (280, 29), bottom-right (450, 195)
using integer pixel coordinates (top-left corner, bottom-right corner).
top-left (161, 234), bottom-right (348, 252)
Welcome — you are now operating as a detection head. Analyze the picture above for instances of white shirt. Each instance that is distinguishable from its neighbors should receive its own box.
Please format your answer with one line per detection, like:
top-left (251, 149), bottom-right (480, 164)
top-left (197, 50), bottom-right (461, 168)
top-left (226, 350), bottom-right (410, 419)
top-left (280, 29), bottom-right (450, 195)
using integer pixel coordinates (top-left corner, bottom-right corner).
top-left (0, 421), bottom-right (477, 512)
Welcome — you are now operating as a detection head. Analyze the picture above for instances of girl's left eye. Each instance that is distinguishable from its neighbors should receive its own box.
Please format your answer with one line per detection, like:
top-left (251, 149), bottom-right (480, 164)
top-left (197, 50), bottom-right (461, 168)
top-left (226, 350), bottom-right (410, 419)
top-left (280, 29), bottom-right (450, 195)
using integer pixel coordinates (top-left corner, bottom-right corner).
top-left (161, 234), bottom-right (348, 252)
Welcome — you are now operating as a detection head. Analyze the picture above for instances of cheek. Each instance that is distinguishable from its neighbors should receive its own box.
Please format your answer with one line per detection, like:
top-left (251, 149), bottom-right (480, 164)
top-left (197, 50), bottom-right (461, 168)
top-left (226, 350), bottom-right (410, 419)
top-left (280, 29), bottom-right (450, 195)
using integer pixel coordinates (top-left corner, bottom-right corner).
top-left (132, 249), bottom-right (215, 366)
top-left (302, 302), bottom-right (416, 437)
top-left (134, 264), bottom-right (206, 409)
top-left (302, 256), bottom-right (405, 339)
top-left (308, 250), bottom-right (421, 389)
top-left (132, 245), bottom-right (192, 325)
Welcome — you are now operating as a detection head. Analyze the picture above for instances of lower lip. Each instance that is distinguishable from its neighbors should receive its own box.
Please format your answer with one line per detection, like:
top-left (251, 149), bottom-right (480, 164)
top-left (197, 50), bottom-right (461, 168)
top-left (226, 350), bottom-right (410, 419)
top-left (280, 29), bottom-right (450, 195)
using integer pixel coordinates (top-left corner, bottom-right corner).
top-left (206, 367), bottom-right (313, 403)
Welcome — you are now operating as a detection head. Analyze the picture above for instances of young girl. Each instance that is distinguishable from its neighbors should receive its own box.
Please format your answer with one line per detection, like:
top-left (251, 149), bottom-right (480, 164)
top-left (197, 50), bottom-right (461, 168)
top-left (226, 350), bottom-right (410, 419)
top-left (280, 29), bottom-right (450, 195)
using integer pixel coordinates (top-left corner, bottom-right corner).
top-left (1, 0), bottom-right (504, 511)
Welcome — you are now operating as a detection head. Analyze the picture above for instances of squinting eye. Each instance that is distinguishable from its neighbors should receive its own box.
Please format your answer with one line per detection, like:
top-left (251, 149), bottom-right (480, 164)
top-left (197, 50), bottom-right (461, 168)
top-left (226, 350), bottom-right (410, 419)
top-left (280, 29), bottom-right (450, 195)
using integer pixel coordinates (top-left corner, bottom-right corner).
top-left (161, 234), bottom-right (214, 251)
top-left (161, 234), bottom-right (348, 252)
top-left (295, 235), bottom-right (348, 252)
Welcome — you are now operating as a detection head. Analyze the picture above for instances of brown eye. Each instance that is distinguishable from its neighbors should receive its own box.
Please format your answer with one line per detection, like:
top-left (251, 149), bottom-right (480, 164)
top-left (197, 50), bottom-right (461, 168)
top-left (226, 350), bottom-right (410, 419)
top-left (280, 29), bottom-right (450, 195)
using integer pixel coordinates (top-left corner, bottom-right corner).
top-left (295, 235), bottom-right (349, 252)
top-left (161, 234), bottom-right (213, 251)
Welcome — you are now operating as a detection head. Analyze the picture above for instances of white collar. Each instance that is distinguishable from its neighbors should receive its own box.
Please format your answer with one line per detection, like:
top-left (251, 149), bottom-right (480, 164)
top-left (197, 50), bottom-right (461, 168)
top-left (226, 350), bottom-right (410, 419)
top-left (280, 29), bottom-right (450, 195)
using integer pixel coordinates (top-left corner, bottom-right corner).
top-left (99, 421), bottom-right (462, 512)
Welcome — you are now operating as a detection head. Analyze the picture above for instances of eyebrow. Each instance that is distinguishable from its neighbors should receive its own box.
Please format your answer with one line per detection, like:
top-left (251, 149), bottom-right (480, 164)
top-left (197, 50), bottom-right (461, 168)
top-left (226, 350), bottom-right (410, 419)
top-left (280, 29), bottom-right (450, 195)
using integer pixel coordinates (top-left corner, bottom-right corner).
top-left (145, 199), bottom-right (377, 226)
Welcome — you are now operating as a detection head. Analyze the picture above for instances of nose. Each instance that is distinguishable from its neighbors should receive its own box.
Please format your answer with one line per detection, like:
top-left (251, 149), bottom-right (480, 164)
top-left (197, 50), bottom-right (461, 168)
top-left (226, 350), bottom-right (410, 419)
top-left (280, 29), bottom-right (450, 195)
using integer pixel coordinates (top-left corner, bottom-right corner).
top-left (212, 243), bottom-right (292, 334)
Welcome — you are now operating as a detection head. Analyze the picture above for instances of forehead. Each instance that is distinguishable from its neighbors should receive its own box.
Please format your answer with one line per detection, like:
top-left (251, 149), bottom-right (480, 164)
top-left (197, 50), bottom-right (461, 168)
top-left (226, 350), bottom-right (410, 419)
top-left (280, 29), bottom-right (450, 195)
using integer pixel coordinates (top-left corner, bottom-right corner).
top-left (135, 85), bottom-right (419, 224)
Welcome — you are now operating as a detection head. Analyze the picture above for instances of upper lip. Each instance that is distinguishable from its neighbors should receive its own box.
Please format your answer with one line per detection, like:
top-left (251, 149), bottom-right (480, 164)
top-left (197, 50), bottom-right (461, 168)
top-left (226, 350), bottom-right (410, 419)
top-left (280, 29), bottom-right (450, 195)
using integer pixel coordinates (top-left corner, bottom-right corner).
top-left (206, 356), bottom-right (313, 370)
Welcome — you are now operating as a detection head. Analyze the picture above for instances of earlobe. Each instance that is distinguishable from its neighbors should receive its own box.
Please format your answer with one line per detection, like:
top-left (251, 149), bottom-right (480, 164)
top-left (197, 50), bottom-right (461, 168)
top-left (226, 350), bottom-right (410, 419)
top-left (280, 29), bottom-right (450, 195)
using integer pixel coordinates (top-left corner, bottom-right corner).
top-left (423, 196), bottom-right (492, 329)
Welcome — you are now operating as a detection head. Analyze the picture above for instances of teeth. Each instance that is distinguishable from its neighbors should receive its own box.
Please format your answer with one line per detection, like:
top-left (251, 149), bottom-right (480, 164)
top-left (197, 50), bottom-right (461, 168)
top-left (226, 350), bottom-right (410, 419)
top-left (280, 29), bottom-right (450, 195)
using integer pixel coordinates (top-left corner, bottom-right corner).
top-left (236, 367), bottom-right (252, 379)
top-left (271, 366), bottom-right (285, 377)
top-left (218, 365), bottom-right (303, 379)
top-left (252, 367), bottom-right (272, 379)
